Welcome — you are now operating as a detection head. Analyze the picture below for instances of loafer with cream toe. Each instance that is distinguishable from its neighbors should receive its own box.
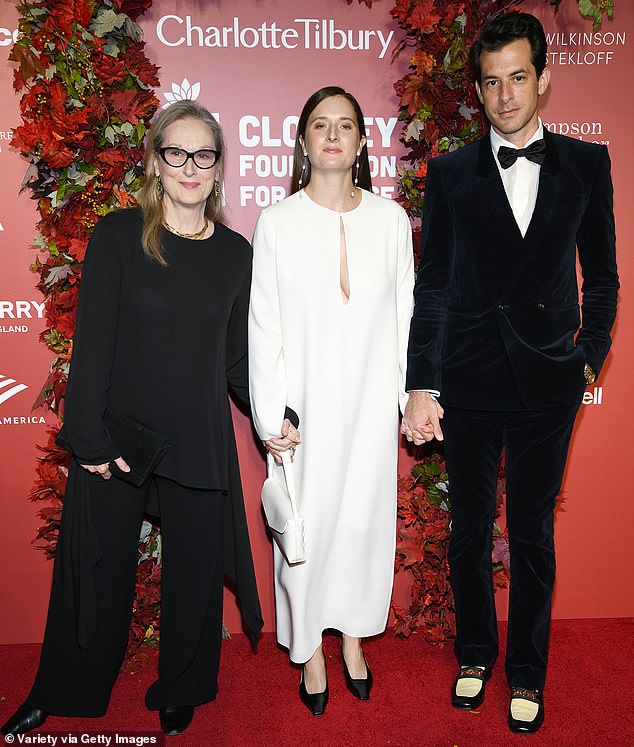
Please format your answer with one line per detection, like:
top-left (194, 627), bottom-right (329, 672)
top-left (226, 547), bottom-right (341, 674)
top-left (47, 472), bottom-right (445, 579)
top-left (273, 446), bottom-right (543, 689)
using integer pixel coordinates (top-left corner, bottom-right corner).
top-left (508, 687), bottom-right (544, 734)
top-left (451, 665), bottom-right (491, 710)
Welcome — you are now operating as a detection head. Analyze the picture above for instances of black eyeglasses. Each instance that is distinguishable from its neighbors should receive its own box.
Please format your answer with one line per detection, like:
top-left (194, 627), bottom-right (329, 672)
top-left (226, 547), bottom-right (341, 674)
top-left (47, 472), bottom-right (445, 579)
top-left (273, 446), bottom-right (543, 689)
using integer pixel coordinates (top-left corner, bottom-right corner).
top-left (158, 147), bottom-right (220, 169)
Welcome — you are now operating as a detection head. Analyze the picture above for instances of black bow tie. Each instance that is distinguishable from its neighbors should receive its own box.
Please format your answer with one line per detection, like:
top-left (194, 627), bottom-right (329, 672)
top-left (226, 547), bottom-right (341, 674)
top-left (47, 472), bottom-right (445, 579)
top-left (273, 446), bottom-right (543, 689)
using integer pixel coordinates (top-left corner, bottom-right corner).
top-left (497, 139), bottom-right (546, 169)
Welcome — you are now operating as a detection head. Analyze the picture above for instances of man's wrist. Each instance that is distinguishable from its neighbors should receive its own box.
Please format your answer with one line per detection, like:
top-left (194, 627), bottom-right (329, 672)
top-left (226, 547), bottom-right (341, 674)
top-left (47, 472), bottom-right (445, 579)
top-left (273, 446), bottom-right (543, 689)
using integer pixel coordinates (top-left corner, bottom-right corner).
top-left (408, 390), bottom-right (439, 402)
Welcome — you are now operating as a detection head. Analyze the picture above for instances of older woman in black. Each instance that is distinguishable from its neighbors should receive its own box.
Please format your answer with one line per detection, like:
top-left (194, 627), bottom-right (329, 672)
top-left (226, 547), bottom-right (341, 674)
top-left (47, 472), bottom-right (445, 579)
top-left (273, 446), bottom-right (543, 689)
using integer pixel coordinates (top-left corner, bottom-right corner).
top-left (1, 101), bottom-right (262, 737)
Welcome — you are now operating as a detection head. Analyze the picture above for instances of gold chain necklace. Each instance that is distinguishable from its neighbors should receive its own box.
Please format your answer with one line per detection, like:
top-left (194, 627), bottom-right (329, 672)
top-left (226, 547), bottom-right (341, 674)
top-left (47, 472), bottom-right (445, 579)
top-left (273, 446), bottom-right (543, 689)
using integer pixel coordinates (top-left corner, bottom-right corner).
top-left (163, 216), bottom-right (209, 239)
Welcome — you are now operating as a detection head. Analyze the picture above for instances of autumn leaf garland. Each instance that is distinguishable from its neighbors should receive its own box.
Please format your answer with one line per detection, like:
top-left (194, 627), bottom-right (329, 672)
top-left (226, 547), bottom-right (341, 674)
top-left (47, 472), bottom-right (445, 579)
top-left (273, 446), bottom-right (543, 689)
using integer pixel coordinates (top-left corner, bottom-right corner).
top-left (12, 0), bottom-right (159, 413)
top-left (12, 0), bottom-right (161, 664)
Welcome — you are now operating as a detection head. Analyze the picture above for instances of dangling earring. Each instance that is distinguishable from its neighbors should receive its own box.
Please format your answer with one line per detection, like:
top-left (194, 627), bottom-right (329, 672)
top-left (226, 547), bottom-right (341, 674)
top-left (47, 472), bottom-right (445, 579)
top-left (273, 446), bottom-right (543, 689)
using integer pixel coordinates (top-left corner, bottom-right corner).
top-left (351, 153), bottom-right (360, 198)
top-left (214, 181), bottom-right (221, 199)
top-left (155, 174), bottom-right (164, 199)
top-left (298, 152), bottom-right (307, 189)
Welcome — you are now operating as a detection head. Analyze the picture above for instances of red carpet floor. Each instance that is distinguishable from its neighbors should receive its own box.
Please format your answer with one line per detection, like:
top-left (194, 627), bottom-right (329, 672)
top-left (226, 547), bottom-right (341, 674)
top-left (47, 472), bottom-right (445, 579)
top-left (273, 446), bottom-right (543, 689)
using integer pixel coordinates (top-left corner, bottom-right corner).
top-left (1, 618), bottom-right (632, 746)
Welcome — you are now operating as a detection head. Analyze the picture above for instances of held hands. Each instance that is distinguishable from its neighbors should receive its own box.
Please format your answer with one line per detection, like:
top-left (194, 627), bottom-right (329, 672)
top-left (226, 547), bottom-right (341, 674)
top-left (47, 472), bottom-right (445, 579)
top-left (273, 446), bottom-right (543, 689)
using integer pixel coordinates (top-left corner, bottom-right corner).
top-left (401, 391), bottom-right (444, 445)
top-left (263, 418), bottom-right (301, 465)
top-left (80, 456), bottom-right (131, 480)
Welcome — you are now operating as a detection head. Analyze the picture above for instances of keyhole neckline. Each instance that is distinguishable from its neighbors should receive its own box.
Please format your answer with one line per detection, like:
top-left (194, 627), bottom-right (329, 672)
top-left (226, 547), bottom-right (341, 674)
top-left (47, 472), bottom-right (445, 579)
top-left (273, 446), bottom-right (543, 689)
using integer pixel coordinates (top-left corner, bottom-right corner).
top-left (300, 188), bottom-right (365, 215)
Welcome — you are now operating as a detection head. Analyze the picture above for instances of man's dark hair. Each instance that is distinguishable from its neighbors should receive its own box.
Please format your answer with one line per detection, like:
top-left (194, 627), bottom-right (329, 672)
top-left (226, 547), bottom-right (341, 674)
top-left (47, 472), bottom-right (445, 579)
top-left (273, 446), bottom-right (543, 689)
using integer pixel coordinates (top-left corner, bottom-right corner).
top-left (469, 11), bottom-right (548, 83)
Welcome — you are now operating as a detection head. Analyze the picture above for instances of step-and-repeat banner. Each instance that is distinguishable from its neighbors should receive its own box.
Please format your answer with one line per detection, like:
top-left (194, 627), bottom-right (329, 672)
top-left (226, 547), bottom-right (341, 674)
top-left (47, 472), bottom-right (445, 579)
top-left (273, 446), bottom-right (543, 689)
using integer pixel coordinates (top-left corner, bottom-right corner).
top-left (1, 0), bottom-right (632, 643)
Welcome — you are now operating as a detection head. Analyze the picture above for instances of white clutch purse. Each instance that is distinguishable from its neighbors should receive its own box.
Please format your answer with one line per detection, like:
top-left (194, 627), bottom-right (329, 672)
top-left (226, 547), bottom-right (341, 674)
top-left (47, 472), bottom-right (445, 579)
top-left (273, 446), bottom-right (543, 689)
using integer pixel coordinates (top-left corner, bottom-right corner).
top-left (261, 450), bottom-right (306, 565)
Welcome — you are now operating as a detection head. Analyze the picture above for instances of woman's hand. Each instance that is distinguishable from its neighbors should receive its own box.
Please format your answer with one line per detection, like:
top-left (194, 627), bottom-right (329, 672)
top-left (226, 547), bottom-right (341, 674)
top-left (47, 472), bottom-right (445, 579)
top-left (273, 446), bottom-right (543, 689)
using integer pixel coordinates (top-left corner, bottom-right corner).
top-left (264, 418), bottom-right (301, 464)
top-left (80, 456), bottom-right (131, 480)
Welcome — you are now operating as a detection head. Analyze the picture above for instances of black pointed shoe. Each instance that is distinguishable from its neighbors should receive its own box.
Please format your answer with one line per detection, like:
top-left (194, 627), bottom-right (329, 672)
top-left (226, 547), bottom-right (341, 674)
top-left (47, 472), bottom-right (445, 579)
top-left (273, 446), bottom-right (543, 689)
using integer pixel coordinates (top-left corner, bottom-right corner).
top-left (299, 671), bottom-right (329, 716)
top-left (159, 705), bottom-right (195, 736)
top-left (451, 666), bottom-right (491, 710)
top-left (343, 655), bottom-right (373, 701)
top-left (508, 687), bottom-right (544, 734)
top-left (0, 702), bottom-right (48, 736)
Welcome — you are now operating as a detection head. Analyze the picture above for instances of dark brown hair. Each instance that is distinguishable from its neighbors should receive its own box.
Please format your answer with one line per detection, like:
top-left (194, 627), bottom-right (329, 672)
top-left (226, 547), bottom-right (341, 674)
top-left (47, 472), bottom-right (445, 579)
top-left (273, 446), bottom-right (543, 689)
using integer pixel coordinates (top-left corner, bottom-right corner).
top-left (469, 11), bottom-right (548, 83)
top-left (290, 86), bottom-right (372, 195)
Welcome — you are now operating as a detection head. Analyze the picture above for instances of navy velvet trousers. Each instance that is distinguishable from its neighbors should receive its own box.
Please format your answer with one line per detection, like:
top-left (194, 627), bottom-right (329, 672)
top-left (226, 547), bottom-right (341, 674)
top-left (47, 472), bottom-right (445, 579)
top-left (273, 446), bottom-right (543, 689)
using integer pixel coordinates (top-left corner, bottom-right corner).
top-left (442, 393), bottom-right (583, 690)
top-left (28, 469), bottom-right (226, 717)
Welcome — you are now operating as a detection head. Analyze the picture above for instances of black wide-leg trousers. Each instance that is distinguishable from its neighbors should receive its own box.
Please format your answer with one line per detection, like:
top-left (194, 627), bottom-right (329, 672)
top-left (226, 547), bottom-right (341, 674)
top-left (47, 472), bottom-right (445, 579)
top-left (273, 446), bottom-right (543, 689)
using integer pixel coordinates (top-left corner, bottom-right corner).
top-left (442, 394), bottom-right (582, 690)
top-left (28, 466), bottom-right (225, 717)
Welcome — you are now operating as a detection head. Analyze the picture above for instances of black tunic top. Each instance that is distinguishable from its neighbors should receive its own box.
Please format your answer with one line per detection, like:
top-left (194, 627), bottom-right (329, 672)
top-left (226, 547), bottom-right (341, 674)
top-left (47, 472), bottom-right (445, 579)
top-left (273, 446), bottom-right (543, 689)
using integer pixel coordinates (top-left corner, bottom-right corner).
top-left (57, 208), bottom-right (263, 648)
top-left (63, 208), bottom-right (252, 489)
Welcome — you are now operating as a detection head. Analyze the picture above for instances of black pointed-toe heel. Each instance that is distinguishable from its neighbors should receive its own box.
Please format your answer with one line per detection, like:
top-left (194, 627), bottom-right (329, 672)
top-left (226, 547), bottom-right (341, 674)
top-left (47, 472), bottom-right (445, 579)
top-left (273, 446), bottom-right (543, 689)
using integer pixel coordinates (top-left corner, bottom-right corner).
top-left (159, 705), bottom-right (195, 736)
top-left (299, 670), bottom-right (329, 716)
top-left (343, 655), bottom-right (373, 701)
top-left (1, 702), bottom-right (48, 736)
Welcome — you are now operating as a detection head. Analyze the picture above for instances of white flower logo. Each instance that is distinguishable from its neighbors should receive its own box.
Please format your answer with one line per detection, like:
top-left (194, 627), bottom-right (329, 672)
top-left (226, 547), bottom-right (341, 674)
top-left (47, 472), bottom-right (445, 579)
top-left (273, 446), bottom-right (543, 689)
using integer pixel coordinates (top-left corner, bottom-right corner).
top-left (162, 79), bottom-right (201, 108)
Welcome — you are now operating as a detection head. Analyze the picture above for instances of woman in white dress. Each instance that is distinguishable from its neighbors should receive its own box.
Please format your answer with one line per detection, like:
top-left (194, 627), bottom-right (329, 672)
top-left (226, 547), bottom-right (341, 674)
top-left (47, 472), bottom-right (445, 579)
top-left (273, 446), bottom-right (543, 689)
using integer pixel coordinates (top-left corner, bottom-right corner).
top-left (248, 87), bottom-right (414, 715)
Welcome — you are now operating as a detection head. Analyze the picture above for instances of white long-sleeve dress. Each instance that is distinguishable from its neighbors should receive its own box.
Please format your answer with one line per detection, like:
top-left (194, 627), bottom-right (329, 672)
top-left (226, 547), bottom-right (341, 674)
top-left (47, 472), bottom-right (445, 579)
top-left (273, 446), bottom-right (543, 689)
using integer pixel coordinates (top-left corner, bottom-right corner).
top-left (249, 188), bottom-right (414, 663)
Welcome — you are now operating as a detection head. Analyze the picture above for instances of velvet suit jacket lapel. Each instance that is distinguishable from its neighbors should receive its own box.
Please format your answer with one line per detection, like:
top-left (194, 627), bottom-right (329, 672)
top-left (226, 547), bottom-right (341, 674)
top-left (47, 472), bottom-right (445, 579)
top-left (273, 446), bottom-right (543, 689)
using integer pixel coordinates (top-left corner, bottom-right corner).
top-left (476, 134), bottom-right (521, 245)
top-left (475, 130), bottom-right (563, 297)
top-left (507, 128), bottom-right (562, 294)
top-left (475, 136), bottom-right (523, 288)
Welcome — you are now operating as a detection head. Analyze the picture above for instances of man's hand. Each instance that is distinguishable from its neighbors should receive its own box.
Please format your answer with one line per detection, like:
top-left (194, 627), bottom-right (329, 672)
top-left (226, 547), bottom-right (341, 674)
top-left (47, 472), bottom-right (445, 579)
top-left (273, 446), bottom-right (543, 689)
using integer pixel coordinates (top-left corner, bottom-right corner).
top-left (264, 418), bottom-right (302, 464)
top-left (80, 456), bottom-right (130, 480)
top-left (401, 391), bottom-right (444, 445)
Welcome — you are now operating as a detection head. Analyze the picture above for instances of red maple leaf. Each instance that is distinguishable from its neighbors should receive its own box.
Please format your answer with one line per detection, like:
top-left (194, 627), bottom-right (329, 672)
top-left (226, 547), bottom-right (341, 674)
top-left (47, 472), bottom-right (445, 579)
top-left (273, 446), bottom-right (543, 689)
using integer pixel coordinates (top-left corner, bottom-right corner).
top-left (10, 44), bottom-right (45, 90)
top-left (108, 88), bottom-right (157, 125)
top-left (42, 0), bottom-right (93, 37)
top-left (442, 1), bottom-right (466, 26)
top-left (93, 53), bottom-right (127, 85)
top-left (41, 133), bottom-right (75, 169)
top-left (410, 0), bottom-right (443, 33)
top-left (96, 147), bottom-right (131, 183)
top-left (396, 533), bottom-right (425, 567)
top-left (108, 88), bottom-right (138, 122)
top-left (399, 507), bottom-right (419, 526)
top-left (124, 42), bottom-right (161, 87)
top-left (391, 0), bottom-right (414, 25)
top-left (48, 80), bottom-right (68, 112)
top-left (411, 49), bottom-right (436, 74)
top-left (85, 93), bottom-right (108, 121)
top-left (415, 161), bottom-right (428, 178)
top-left (67, 237), bottom-right (89, 262)
top-left (113, 185), bottom-right (137, 208)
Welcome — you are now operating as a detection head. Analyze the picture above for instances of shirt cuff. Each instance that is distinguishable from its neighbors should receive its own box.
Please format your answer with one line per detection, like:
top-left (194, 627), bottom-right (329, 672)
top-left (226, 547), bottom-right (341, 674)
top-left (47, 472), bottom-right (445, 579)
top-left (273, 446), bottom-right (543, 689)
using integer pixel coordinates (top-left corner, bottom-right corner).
top-left (407, 389), bottom-right (441, 399)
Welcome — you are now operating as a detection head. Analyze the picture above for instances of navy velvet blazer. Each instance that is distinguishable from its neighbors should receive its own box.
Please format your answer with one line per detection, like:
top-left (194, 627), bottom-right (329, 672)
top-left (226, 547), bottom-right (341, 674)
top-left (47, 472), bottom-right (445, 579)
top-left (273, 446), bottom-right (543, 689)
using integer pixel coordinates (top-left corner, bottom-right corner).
top-left (406, 128), bottom-right (619, 410)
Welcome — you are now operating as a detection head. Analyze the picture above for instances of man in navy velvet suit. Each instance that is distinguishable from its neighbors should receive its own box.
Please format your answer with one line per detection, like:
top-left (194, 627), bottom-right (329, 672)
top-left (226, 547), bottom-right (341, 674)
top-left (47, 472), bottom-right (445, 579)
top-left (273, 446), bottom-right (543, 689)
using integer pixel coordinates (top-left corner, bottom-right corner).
top-left (402, 11), bottom-right (618, 734)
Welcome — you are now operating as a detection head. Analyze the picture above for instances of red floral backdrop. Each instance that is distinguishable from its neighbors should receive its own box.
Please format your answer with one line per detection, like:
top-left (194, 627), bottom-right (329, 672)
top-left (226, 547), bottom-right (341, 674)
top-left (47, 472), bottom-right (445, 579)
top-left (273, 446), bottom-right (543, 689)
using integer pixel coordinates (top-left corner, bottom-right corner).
top-left (11, 0), bottom-right (160, 666)
top-left (12, 0), bottom-right (615, 660)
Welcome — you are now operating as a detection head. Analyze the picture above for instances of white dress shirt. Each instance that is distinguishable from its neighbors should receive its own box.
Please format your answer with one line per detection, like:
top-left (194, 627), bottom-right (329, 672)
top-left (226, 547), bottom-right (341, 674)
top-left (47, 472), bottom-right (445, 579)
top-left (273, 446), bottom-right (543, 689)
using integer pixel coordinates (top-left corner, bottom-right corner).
top-left (407, 122), bottom-right (545, 399)
top-left (490, 120), bottom-right (544, 237)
